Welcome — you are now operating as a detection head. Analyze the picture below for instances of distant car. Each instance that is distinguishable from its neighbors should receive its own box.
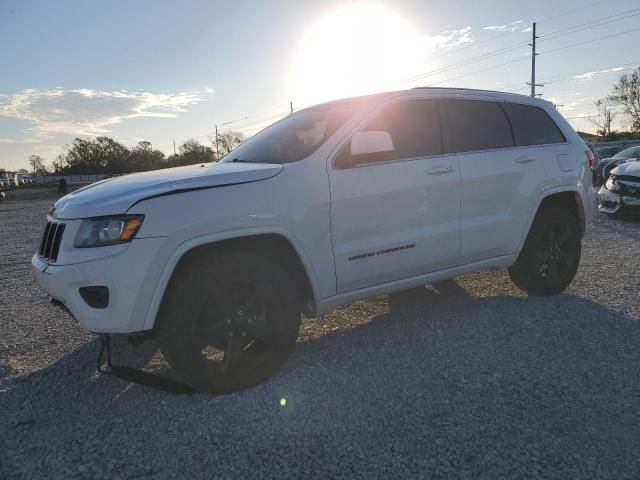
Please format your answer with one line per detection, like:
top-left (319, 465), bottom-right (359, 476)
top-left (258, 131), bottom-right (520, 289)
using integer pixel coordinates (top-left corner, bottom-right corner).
top-left (597, 146), bottom-right (623, 159)
top-left (18, 174), bottom-right (33, 185)
top-left (598, 160), bottom-right (640, 216)
top-left (596, 146), bottom-right (640, 184)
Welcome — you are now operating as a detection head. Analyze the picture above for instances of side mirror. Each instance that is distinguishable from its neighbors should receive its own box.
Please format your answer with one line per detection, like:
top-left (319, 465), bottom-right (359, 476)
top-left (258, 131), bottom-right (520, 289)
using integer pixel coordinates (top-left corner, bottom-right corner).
top-left (350, 131), bottom-right (394, 156)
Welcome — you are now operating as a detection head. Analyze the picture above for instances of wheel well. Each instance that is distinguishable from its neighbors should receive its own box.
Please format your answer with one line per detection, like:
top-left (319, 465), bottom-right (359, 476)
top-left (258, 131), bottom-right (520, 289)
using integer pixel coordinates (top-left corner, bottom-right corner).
top-left (171, 234), bottom-right (315, 311)
top-left (538, 191), bottom-right (585, 236)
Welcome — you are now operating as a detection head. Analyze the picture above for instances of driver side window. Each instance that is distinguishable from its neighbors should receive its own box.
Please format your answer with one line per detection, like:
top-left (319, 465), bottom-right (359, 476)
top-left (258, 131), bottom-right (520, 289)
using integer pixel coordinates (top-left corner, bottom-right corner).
top-left (335, 99), bottom-right (443, 168)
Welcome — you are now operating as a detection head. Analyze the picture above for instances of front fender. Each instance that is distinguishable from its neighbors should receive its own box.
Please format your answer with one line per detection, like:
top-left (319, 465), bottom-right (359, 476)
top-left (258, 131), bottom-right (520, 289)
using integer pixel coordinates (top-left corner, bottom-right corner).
top-left (140, 226), bottom-right (321, 331)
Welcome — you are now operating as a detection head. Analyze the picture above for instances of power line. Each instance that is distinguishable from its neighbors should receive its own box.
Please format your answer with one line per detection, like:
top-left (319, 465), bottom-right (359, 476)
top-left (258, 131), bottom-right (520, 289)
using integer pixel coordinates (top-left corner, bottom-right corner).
top-left (427, 55), bottom-right (530, 87)
top-left (541, 26), bottom-right (640, 55)
top-left (532, 0), bottom-right (606, 24)
top-left (564, 110), bottom-right (623, 120)
top-left (406, 0), bottom-right (606, 75)
top-left (218, 111), bottom-right (289, 134)
top-left (406, 40), bottom-right (529, 84)
top-left (408, 7), bottom-right (640, 90)
top-left (540, 7), bottom-right (640, 42)
top-left (499, 60), bottom-right (639, 91)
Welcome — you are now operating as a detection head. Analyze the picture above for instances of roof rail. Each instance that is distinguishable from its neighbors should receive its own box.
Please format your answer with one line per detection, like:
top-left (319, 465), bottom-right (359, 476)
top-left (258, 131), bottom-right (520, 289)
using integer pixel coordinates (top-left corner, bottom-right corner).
top-left (410, 86), bottom-right (514, 95)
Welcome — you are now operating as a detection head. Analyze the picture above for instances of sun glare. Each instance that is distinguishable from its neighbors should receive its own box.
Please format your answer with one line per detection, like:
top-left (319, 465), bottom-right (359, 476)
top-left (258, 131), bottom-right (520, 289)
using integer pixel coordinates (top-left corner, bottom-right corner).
top-left (288, 3), bottom-right (425, 107)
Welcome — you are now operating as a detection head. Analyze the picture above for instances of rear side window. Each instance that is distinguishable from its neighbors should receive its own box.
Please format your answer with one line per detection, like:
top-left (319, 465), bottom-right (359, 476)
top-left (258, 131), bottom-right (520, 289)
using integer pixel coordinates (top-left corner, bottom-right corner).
top-left (502, 103), bottom-right (565, 146)
top-left (444, 100), bottom-right (514, 153)
top-left (363, 99), bottom-right (443, 160)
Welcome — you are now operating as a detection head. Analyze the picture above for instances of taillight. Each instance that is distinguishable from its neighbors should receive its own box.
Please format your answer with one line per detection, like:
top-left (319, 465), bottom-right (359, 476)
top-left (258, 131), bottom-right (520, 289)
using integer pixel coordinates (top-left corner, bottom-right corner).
top-left (585, 149), bottom-right (595, 168)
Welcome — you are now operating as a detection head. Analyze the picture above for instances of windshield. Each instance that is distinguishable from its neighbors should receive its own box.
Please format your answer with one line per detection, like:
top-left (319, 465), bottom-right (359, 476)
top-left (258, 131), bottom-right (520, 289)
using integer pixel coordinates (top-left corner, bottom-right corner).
top-left (613, 146), bottom-right (640, 158)
top-left (220, 100), bottom-right (367, 164)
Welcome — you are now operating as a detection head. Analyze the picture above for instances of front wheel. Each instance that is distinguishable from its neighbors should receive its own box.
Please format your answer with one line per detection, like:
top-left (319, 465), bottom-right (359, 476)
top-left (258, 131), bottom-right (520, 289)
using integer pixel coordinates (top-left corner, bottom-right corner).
top-left (156, 251), bottom-right (301, 394)
top-left (508, 206), bottom-right (581, 295)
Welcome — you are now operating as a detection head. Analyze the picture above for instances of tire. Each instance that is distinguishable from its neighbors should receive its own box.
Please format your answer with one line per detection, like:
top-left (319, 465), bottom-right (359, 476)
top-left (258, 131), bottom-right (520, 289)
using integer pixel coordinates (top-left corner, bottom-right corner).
top-left (156, 250), bottom-right (301, 394)
top-left (508, 206), bottom-right (581, 295)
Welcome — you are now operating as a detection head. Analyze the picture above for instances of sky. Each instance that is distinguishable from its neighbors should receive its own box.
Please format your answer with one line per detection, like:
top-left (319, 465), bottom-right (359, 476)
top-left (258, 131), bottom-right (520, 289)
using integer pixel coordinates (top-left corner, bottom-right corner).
top-left (1, 0), bottom-right (639, 171)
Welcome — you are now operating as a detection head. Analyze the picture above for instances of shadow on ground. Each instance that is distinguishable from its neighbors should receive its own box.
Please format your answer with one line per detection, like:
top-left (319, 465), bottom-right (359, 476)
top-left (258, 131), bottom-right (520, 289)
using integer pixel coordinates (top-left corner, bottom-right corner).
top-left (1, 280), bottom-right (639, 479)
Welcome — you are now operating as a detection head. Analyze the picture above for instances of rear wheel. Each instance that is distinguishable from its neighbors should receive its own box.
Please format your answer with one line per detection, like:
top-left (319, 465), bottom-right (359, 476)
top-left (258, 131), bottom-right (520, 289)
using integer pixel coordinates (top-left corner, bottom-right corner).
top-left (156, 251), bottom-right (301, 394)
top-left (508, 206), bottom-right (581, 295)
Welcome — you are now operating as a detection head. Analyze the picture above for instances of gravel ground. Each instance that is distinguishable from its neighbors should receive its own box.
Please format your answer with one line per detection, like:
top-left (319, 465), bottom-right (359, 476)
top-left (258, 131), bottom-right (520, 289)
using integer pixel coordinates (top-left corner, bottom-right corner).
top-left (1, 197), bottom-right (639, 479)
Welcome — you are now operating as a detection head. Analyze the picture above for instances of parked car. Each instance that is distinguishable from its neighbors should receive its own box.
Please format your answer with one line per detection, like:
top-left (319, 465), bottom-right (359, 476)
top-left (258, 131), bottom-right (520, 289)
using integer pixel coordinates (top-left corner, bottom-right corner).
top-left (598, 160), bottom-right (640, 215)
top-left (597, 145), bottom-right (623, 159)
top-left (597, 146), bottom-right (640, 184)
top-left (32, 88), bottom-right (596, 394)
top-left (18, 174), bottom-right (34, 185)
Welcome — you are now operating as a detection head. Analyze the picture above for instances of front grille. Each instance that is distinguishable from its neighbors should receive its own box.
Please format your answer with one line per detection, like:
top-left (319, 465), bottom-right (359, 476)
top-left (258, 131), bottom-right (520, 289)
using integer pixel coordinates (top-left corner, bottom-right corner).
top-left (39, 221), bottom-right (66, 263)
top-left (618, 181), bottom-right (640, 198)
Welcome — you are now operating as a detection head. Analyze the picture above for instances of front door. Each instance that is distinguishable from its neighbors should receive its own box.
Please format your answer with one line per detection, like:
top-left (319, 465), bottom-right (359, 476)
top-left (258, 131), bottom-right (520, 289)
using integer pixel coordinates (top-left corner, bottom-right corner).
top-left (328, 98), bottom-right (461, 294)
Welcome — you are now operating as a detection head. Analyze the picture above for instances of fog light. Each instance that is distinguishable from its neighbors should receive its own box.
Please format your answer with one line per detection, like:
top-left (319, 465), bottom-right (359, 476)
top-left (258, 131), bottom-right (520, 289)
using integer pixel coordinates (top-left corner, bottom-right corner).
top-left (79, 286), bottom-right (109, 309)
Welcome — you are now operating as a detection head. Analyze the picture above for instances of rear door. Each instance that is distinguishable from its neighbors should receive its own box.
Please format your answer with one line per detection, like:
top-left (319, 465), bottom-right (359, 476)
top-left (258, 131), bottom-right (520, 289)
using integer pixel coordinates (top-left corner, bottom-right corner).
top-left (441, 98), bottom-right (549, 263)
top-left (328, 97), bottom-right (461, 293)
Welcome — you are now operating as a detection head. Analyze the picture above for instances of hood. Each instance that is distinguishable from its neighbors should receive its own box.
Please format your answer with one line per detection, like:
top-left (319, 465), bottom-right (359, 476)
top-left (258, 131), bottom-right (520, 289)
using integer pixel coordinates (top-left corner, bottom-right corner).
top-left (52, 162), bottom-right (283, 219)
top-left (611, 160), bottom-right (640, 178)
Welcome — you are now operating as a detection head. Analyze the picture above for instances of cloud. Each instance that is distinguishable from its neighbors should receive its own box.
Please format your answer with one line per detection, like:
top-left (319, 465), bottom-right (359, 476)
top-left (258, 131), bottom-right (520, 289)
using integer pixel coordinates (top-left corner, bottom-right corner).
top-left (483, 20), bottom-right (525, 32)
top-left (0, 88), bottom-right (203, 140)
top-left (431, 27), bottom-right (473, 49)
top-left (574, 66), bottom-right (626, 80)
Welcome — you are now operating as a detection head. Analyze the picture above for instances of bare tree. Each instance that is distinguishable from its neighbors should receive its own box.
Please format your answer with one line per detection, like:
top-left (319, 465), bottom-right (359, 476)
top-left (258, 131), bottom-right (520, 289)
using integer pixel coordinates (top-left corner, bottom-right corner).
top-left (28, 154), bottom-right (47, 174)
top-left (209, 131), bottom-right (246, 159)
top-left (608, 67), bottom-right (640, 132)
top-left (588, 99), bottom-right (617, 140)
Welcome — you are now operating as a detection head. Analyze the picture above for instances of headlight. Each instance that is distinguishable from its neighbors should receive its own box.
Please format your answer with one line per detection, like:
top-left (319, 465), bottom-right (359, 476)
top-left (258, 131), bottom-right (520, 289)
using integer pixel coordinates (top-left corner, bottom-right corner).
top-left (605, 176), bottom-right (619, 192)
top-left (74, 215), bottom-right (144, 248)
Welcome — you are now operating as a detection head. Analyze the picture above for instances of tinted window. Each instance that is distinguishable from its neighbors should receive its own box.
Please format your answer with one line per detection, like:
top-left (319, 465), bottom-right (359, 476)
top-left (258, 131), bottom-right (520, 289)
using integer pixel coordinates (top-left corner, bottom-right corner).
top-left (444, 100), bottom-right (514, 153)
top-left (502, 103), bottom-right (565, 146)
top-left (362, 99), bottom-right (443, 161)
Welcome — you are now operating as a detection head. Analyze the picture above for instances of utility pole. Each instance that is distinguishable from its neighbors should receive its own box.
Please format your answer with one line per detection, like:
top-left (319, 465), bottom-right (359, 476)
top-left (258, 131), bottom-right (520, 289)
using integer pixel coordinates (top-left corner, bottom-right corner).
top-left (172, 139), bottom-right (176, 156)
top-left (214, 124), bottom-right (220, 160)
top-left (290, 101), bottom-right (293, 115)
top-left (527, 22), bottom-right (543, 97)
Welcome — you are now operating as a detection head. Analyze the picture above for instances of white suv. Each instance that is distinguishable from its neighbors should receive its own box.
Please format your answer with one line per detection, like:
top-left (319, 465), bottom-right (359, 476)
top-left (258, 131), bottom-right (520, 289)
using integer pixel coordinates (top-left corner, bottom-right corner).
top-left (32, 88), bottom-right (596, 393)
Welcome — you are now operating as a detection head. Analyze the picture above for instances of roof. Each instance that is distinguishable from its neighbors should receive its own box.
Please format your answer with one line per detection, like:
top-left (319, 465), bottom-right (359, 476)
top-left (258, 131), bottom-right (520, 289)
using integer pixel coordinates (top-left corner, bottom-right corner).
top-left (298, 87), bottom-right (547, 114)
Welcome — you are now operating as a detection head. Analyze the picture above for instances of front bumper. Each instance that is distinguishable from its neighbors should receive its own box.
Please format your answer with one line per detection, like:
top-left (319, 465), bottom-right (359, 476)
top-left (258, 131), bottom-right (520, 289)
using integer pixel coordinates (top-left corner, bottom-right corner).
top-left (32, 237), bottom-right (167, 333)
top-left (597, 186), bottom-right (640, 215)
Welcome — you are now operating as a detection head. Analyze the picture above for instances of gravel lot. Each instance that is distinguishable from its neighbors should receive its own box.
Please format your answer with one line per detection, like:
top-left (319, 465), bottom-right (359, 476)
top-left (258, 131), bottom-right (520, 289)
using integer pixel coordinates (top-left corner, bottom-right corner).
top-left (1, 194), bottom-right (639, 479)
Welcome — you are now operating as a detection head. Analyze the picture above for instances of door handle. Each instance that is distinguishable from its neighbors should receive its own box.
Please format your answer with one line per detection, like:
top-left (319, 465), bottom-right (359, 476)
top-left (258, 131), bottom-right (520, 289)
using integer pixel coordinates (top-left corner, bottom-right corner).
top-left (515, 156), bottom-right (536, 164)
top-left (427, 165), bottom-right (453, 175)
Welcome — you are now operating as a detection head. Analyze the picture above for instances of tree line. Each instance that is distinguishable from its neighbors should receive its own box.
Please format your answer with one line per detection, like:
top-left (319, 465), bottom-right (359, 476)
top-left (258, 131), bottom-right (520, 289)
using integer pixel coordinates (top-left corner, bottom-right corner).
top-left (28, 131), bottom-right (245, 176)
top-left (588, 66), bottom-right (640, 141)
